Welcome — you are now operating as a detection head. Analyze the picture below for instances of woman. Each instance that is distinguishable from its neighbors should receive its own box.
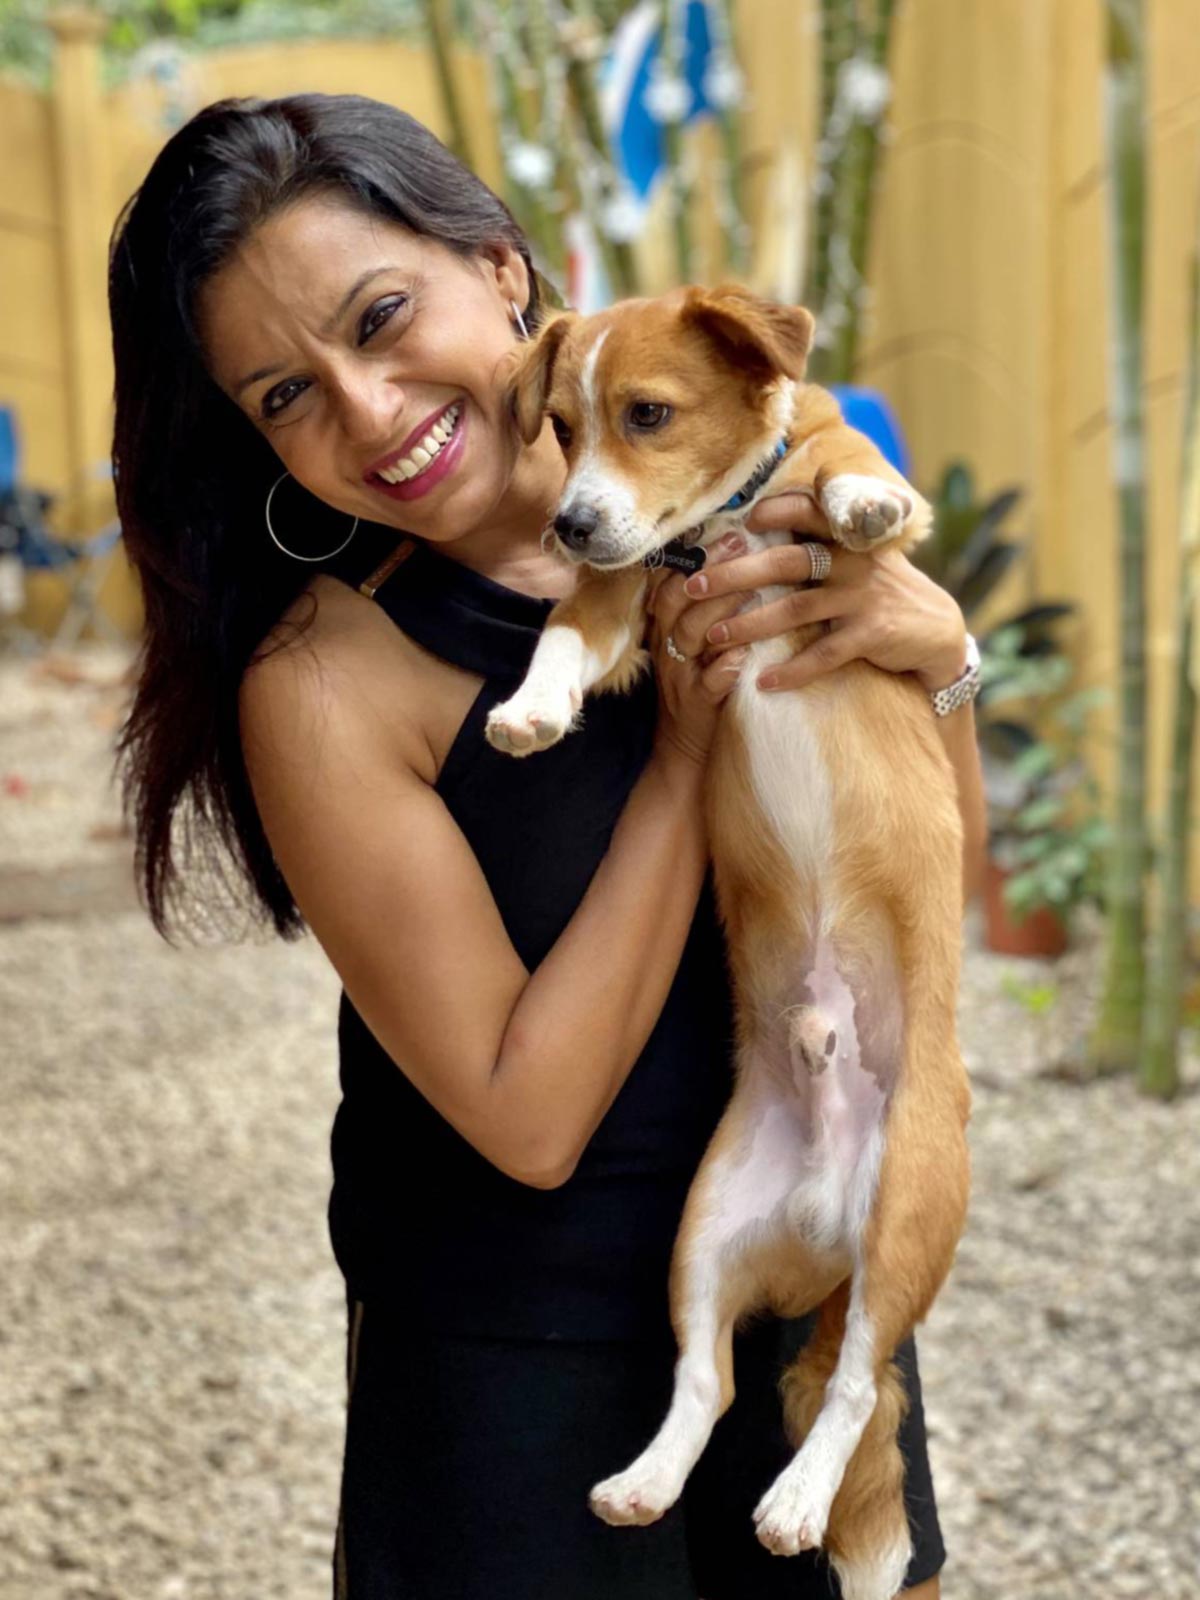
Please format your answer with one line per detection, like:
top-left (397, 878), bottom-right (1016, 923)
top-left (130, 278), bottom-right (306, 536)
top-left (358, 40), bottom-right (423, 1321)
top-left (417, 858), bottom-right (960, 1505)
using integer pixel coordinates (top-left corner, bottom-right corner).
top-left (110, 93), bottom-right (983, 1600)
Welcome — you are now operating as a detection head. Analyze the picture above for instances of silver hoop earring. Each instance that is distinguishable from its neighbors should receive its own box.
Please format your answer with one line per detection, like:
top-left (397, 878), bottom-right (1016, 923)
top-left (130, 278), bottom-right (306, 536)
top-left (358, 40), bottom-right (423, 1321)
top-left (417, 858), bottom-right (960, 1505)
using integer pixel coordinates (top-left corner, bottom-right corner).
top-left (510, 299), bottom-right (529, 341)
top-left (265, 472), bottom-right (359, 563)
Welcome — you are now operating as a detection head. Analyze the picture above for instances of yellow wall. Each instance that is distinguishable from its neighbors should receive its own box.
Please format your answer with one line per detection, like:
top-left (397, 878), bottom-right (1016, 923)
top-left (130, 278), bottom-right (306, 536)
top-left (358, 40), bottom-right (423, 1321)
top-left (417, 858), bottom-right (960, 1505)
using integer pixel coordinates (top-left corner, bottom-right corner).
top-left (1, 2), bottom-right (1197, 897)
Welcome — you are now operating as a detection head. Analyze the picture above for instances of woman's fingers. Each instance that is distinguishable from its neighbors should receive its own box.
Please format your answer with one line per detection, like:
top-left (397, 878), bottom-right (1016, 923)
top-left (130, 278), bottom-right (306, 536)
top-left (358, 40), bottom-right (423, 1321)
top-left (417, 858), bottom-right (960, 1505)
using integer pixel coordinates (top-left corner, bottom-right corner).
top-left (699, 646), bottom-right (751, 700)
top-left (757, 622), bottom-right (871, 692)
top-left (703, 585), bottom-right (847, 649)
top-left (671, 593), bottom-right (750, 657)
top-left (744, 490), bottom-right (829, 537)
top-left (683, 539), bottom-right (862, 603)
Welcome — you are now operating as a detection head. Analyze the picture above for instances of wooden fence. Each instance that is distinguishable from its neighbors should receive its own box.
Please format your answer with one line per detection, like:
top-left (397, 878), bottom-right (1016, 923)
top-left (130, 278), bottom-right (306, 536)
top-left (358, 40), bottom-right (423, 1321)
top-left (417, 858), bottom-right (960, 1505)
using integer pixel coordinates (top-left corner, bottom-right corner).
top-left (1, 0), bottom-right (1197, 894)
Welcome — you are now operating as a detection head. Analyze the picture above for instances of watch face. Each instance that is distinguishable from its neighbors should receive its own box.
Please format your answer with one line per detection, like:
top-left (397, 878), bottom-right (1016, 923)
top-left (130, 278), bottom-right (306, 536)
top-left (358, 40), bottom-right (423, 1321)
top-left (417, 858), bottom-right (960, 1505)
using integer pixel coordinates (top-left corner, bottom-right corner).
top-left (964, 633), bottom-right (981, 671)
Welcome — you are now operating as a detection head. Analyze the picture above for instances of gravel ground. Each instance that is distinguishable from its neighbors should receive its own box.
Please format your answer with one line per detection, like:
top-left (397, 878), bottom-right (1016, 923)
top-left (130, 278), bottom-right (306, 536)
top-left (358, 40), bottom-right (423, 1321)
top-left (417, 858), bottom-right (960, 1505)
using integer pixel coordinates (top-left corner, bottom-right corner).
top-left (1, 644), bottom-right (1197, 1600)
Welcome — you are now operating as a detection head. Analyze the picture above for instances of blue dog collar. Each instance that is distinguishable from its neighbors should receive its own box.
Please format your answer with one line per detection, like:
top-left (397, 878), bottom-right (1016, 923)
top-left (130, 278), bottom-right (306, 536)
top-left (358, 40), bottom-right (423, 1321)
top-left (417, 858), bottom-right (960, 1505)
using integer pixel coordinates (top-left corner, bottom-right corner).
top-left (645, 437), bottom-right (790, 575)
top-left (719, 436), bottom-right (789, 512)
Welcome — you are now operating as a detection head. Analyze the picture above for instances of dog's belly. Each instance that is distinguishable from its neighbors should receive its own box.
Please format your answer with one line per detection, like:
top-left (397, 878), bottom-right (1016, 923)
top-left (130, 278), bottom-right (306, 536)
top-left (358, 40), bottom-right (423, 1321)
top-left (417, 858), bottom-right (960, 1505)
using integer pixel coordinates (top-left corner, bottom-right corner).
top-left (711, 657), bottom-right (904, 1260)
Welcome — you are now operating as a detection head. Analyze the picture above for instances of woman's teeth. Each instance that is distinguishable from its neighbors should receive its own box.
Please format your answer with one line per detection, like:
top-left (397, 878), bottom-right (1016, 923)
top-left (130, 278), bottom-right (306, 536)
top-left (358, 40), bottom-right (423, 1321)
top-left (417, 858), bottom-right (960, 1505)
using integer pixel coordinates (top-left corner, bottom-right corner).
top-left (376, 403), bottom-right (462, 484)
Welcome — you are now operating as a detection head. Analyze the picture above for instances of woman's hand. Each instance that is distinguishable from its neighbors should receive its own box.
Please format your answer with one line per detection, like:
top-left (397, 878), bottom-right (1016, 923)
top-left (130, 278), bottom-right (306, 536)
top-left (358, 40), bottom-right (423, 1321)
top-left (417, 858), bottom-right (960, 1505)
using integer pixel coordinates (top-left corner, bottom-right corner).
top-left (681, 491), bottom-right (967, 695)
top-left (644, 533), bottom-right (753, 767)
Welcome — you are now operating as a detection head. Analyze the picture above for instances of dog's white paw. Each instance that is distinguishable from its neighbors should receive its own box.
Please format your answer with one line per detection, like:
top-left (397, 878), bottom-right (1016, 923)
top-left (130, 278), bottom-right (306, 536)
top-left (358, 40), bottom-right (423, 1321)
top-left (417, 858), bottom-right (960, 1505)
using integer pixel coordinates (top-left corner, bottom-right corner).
top-left (752, 1463), bottom-right (831, 1557)
top-left (820, 474), bottom-right (913, 553)
top-left (485, 689), bottom-right (579, 756)
top-left (589, 1459), bottom-right (684, 1527)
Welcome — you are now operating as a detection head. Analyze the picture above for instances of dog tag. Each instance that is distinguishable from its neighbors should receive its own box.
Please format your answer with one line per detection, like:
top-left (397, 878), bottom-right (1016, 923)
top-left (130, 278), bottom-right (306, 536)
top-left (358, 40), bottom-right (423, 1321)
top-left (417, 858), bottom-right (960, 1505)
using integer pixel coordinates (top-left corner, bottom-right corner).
top-left (652, 541), bottom-right (707, 575)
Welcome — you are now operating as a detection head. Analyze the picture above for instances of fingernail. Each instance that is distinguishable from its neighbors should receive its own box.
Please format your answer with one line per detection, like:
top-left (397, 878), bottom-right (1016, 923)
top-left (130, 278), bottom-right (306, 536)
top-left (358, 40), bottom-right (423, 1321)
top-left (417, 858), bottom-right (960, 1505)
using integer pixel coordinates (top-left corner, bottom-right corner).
top-left (707, 622), bottom-right (729, 644)
top-left (685, 574), bottom-right (708, 597)
top-left (757, 672), bottom-right (780, 692)
top-left (725, 647), bottom-right (750, 670)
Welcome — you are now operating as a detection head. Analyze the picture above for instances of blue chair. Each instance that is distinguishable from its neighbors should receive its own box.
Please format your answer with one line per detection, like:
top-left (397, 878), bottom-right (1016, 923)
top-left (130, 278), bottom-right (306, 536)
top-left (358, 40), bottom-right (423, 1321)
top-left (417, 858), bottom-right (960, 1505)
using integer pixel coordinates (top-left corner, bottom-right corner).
top-left (0, 406), bottom-right (124, 650)
top-left (828, 385), bottom-right (912, 478)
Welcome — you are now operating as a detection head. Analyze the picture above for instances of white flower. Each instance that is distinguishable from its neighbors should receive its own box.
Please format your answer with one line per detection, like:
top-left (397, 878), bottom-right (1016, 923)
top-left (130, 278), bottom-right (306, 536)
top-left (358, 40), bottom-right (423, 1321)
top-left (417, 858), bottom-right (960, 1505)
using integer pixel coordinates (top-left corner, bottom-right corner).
top-left (703, 54), bottom-right (744, 110)
top-left (601, 189), bottom-right (644, 243)
top-left (838, 57), bottom-right (891, 122)
top-left (506, 141), bottom-right (556, 189)
top-left (644, 67), bottom-right (692, 124)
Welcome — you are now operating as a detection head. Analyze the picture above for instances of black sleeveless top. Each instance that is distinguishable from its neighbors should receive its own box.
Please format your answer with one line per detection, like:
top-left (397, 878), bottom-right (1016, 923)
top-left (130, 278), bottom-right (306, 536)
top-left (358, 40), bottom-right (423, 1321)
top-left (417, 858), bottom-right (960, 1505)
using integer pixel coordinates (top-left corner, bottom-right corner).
top-left (323, 535), bottom-right (735, 1341)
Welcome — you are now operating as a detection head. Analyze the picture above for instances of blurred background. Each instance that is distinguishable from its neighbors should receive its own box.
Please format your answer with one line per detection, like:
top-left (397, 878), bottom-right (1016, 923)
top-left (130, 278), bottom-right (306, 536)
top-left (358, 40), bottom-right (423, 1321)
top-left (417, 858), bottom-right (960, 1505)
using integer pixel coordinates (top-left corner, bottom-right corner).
top-left (0, 2), bottom-right (1197, 1597)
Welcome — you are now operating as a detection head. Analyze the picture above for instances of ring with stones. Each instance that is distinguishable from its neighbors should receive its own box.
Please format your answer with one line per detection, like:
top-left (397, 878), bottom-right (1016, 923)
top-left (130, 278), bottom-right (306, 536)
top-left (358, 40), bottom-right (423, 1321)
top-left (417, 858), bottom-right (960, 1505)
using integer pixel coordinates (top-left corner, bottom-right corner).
top-left (799, 541), bottom-right (833, 583)
top-left (664, 634), bottom-right (688, 664)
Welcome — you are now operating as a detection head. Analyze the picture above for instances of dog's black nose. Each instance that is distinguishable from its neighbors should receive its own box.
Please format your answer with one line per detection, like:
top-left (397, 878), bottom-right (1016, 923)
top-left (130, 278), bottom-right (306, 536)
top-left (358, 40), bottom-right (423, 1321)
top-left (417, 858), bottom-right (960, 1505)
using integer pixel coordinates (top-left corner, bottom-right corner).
top-left (554, 505), bottom-right (600, 551)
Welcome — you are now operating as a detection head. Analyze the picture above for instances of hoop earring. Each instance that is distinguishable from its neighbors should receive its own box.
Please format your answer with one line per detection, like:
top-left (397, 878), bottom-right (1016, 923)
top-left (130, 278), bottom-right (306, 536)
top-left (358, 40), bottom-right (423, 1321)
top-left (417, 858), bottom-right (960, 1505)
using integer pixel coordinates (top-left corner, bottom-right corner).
top-left (510, 299), bottom-right (529, 341)
top-left (265, 473), bottom-right (359, 563)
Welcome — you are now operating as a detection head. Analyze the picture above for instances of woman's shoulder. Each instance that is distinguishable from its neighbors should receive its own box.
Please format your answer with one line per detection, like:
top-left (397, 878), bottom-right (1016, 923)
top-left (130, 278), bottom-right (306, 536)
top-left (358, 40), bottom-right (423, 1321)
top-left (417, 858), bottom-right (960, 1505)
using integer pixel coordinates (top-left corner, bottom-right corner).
top-left (238, 573), bottom-right (477, 789)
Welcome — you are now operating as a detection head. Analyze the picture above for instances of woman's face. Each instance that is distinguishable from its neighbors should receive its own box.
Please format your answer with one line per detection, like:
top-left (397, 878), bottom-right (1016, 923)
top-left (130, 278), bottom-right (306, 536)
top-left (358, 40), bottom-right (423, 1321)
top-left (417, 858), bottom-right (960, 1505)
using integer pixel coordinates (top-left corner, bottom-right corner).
top-left (199, 195), bottom-right (551, 548)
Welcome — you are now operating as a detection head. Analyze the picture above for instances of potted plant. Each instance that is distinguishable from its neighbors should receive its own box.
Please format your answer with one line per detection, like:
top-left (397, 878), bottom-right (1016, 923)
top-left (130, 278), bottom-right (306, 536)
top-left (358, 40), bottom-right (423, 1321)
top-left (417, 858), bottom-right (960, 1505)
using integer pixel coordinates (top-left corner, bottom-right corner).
top-left (978, 630), bottom-right (1110, 955)
top-left (915, 462), bottom-right (1110, 953)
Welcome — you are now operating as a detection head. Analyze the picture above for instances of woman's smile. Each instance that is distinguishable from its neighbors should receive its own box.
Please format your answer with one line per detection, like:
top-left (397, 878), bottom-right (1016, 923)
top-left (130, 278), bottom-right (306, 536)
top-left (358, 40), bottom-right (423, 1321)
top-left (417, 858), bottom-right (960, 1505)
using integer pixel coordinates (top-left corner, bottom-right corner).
top-left (365, 398), bottom-right (467, 502)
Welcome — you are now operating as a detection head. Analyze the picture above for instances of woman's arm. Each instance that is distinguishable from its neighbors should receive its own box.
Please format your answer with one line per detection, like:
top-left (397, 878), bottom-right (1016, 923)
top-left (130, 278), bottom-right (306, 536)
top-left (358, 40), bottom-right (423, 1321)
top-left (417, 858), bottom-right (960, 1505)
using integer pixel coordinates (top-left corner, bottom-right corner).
top-left (239, 582), bottom-right (740, 1193)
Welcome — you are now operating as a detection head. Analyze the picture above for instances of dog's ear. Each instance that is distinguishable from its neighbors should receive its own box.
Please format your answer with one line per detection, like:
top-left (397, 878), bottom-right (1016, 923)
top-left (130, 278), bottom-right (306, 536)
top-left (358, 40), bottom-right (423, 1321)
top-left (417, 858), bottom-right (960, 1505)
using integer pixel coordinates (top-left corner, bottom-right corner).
top-left (506, 313), bottom-right (578, 444)
top-left (681, 285), bottom-right (815, 381)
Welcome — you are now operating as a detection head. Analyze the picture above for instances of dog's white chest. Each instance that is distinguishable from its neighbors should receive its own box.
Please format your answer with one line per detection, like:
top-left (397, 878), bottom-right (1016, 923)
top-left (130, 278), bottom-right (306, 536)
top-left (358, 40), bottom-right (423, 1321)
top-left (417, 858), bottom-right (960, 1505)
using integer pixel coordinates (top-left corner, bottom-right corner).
top-left (731, 640), bottom-right (836, 896)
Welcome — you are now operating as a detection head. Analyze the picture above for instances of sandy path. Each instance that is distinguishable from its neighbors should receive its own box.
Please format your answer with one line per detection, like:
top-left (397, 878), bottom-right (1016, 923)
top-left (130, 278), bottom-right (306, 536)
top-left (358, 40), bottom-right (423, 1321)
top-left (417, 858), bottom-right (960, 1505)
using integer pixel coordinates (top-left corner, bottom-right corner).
top-left (1, 645), bottom-right (1197, 1599)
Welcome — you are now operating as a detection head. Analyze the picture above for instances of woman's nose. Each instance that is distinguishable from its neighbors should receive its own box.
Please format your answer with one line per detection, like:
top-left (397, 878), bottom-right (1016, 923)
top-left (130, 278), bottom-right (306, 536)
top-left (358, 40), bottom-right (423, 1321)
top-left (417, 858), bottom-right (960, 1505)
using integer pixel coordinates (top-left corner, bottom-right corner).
top-left (330, 369), bottom-right (405, 447)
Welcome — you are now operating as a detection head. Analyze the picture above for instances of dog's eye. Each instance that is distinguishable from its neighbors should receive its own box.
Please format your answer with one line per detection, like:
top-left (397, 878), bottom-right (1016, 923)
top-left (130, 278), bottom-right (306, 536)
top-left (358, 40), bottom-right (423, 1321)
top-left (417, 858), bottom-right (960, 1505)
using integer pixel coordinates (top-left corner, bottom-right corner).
top-left (628, 402), bottom-right (672, 431)
top-left (550, 414), bottom-right (573, 450)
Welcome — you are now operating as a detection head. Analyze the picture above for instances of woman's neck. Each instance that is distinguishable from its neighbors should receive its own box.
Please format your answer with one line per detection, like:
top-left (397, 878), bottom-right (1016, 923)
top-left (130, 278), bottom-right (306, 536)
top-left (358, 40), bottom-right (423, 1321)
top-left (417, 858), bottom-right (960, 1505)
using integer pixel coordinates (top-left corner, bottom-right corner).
top-left (435, 429), bottom-right (574, 602)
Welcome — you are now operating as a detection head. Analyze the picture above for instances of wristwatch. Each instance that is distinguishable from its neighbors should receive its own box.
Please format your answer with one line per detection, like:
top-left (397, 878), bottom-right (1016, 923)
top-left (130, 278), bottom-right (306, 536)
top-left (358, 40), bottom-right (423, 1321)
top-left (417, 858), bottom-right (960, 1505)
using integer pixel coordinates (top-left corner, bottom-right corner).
top-left (928, 632), bottom-right (981, 718)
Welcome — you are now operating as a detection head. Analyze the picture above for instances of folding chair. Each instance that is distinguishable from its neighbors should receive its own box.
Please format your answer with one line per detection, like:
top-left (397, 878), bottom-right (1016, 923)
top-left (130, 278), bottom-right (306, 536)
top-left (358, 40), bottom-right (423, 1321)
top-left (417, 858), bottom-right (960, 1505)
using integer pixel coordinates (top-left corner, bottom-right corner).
top-left (0, 406), bottom-right (125, 652)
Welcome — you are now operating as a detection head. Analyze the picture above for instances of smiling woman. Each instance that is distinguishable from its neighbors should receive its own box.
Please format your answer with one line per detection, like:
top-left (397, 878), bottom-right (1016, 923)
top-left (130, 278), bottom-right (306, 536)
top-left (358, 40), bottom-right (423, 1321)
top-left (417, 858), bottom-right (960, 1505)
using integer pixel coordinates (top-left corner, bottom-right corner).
top-left (107, 94), bottom-right (956, 1600)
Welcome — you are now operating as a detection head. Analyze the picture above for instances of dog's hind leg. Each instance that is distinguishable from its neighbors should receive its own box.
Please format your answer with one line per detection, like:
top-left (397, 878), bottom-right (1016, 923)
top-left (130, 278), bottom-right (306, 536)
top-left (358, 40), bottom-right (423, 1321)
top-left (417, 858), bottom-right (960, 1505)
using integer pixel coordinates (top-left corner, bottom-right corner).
top-left (774, 1284), bottom-right (911, 1599)
top-left (590, 1080), bottom-right (836, 1528)
top-left (753, 1053), bottom-right (968, 1597)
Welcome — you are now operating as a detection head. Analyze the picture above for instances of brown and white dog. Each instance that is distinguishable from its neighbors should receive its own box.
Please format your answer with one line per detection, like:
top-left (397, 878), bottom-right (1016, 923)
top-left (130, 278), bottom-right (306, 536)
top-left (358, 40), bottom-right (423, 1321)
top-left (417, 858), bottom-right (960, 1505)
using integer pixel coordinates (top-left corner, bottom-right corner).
top-left (489, 285), bottom-right (971, 1600)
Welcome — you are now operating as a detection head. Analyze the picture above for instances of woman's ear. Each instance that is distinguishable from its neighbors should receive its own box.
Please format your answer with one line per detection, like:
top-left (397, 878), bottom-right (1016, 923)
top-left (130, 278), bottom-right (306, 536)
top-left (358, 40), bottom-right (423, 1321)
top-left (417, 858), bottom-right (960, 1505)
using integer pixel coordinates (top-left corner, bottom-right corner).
top-left (506, 313), bottom-right (577, 444)
top-left (480, 241), bottom-right (532, 325)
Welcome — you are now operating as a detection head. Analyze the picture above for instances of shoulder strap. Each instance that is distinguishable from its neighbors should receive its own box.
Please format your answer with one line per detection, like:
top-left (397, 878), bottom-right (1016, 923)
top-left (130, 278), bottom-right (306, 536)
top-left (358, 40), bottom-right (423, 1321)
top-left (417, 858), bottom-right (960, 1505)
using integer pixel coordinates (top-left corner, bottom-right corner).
top-left (357, 537), bottom-right (417, 600)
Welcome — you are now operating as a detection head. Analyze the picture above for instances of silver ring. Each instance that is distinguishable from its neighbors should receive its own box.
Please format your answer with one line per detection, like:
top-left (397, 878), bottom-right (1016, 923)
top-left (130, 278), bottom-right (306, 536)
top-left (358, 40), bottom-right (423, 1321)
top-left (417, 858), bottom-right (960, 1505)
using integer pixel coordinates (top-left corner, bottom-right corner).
top-left (664, 634), bottom-right (688, 664)
top-left (799, 540), bottom-right (832, 583)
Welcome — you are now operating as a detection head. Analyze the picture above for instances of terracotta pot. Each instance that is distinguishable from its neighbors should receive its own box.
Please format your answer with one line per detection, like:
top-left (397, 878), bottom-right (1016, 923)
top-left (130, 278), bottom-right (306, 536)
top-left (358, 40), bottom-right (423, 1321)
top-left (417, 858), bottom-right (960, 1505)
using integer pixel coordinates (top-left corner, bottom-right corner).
top-left (982, 858), bottom-right (1069, 957)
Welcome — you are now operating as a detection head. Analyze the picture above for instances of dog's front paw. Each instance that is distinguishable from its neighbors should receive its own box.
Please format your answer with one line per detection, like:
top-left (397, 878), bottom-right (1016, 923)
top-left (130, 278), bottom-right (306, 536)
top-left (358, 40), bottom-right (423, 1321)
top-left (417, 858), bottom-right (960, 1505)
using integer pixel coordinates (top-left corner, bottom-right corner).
top-left (589, 1460), bottom-right (683, 1527)
top-left (485, 688), bottom-right (580, 756)
top-left (820, 475), bottom-right (915, 553)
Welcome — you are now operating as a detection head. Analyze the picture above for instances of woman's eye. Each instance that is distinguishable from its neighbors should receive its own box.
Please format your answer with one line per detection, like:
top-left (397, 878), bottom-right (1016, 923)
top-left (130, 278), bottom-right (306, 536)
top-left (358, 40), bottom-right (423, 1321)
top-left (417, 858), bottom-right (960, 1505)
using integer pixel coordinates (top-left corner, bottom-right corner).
top-left (550, 414), bottom-right (573, 450)
top-left (359, 295), bottom-right (407, 343)
top-left (628, 401), bottom-right (671, 431)
top-left (261, 379), bottom-right (309, 420)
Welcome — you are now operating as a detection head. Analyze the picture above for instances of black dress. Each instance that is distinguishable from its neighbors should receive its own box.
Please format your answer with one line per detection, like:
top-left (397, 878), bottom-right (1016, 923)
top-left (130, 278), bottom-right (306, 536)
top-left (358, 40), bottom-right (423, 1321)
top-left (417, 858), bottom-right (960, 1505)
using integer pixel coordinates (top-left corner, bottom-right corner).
top-left (323, 534), bottom-right (945, 1599)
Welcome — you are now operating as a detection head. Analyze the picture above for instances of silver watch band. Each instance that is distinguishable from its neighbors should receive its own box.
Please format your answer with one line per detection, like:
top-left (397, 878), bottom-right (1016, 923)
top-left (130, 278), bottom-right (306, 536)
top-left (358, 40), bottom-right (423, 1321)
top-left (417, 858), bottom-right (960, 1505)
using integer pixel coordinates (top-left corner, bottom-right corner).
top-left (929, 633), bottom-right (981, 717)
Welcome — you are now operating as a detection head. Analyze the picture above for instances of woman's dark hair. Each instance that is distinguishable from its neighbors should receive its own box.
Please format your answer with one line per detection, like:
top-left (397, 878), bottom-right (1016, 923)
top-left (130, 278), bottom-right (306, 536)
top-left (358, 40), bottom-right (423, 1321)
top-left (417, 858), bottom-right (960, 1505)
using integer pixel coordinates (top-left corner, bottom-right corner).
top-left (110, 93), bottom-right (543, 942)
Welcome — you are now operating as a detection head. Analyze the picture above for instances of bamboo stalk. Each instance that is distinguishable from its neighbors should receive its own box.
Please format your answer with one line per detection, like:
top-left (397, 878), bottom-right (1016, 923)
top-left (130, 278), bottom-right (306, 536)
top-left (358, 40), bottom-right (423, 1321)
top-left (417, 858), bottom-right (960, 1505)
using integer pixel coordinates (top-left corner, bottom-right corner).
top-left (1090, 0), bottom-right (1149, 1074)
top-left (557, 0), bottom-right (641, 298)
top-left (658, 0), bottom-right (695, 284)
top-left (1141, 237), bottom-right (1200, 1098)
top-left (473, 0), bottom-right (564, 277)
top-left (820, 0), bottom-right (897, 382)
top-left (710, 0), bottom-right (755, 275)
top-left (418, 0), bottom-right (475, 170)
top-left (805, 0), bottom-right (858, 331)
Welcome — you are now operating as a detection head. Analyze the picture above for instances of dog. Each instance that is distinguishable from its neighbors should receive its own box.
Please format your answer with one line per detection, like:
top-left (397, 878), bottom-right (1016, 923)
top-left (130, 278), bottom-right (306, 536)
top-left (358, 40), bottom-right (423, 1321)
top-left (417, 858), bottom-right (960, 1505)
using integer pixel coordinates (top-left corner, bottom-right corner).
top-left (487, 284), bottom-right (971, 1600)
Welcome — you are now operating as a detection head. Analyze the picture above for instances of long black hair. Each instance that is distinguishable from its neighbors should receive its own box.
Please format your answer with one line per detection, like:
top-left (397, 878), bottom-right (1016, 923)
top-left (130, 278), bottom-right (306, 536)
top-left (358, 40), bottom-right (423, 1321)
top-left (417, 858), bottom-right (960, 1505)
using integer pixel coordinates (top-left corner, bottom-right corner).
top-left (109, 93), bottom-right (543, 942)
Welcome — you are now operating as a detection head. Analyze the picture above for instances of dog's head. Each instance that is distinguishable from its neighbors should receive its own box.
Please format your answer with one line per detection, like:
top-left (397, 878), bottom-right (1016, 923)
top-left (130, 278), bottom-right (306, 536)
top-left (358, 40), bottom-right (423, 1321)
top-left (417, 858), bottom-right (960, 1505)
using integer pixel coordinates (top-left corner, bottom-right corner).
top-left (508, 286), bottom-right (815, 568)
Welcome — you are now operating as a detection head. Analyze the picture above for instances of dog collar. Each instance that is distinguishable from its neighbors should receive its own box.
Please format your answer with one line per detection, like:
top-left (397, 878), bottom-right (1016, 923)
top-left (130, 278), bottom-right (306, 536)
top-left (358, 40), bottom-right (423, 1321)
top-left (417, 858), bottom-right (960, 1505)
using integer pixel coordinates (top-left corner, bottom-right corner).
top-left (646, 437), bottom-right (791, 576)
top-left (719, 436), bottom-right (790, 512)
